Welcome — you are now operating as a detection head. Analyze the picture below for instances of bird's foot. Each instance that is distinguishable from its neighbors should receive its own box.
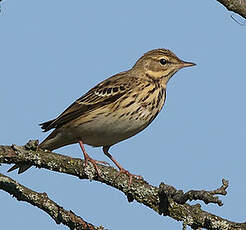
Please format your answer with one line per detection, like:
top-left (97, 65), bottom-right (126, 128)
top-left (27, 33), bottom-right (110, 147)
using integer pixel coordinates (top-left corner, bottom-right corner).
top-left (79, 140), bottom-right (109, 177)
top-left (84, 156), bottom-right (109, 177)
top-left (115, 168), bottom-right (143, 188)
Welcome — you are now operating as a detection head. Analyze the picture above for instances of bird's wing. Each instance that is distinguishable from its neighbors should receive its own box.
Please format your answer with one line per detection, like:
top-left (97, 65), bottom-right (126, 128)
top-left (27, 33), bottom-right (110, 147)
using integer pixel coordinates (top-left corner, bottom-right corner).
top-left (40, 72), bottom-right (136, 131)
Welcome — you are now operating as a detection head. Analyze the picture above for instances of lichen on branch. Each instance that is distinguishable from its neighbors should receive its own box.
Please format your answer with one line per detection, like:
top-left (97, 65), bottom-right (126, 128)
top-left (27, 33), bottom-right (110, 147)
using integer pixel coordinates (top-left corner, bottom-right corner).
top-left (0, 141), bottom-right (245, 230)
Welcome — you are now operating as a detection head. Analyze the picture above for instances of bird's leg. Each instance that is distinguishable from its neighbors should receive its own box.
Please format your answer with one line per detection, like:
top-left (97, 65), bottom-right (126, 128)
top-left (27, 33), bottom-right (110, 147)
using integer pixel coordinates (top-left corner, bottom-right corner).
top-left (78, 141), bottom-right (109, 176)
top-left (103, 146), bottom-right (143, 187)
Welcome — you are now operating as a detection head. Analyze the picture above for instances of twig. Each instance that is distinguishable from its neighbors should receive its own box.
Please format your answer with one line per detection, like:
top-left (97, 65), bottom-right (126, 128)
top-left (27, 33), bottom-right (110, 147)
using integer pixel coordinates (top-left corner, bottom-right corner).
top-left (0, 141), bottom-right (246, 229)
top-left (159, 179), bottom-right (228, 206)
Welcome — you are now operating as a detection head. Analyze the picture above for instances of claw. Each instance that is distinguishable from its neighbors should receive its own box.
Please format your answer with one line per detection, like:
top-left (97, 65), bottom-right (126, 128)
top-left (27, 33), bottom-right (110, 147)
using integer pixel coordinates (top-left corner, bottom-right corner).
top-left (84, 156), bottom-right (108, 177)
top-left (102, 146), bottom-right (143, 187)
top-left (79, 140), bottom-right (109, 178)
top-left (115, 168), bottom-right (143, 188)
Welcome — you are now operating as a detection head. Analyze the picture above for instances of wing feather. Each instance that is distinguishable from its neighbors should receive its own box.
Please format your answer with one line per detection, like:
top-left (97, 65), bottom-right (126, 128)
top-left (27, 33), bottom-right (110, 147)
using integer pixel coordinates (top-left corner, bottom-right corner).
top-left (40, 72), bottom-right (135, 132)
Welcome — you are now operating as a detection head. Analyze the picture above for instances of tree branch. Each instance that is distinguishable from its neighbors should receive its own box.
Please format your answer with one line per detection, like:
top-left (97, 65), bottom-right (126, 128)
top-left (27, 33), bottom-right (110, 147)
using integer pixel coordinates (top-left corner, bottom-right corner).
top-left (158, 178), bottom-right (228, 207)
top-left (0, 141), bottom-right (246, 229)
top-left (216, 0), bottom-right (246, 19)
top-left (0, 173), bottom-right (104, 230)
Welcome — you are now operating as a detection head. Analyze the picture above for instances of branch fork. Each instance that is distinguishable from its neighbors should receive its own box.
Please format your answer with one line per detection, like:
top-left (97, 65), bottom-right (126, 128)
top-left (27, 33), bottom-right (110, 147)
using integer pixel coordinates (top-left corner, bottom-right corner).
top-left (0, 141), bottom-right (245, 230)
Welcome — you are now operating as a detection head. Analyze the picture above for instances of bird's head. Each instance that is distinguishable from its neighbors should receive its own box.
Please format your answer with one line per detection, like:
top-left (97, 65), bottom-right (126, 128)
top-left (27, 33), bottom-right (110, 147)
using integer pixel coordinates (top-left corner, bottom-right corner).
top-left (132, 48), bottom-right (195, 84)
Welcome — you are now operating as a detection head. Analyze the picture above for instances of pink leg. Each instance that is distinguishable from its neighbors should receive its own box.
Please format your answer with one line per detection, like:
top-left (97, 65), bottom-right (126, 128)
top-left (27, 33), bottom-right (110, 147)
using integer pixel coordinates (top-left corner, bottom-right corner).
top-left (103, 146), bottom-right (143, 187)
top-left (79, 140), bottom-right (109, 176)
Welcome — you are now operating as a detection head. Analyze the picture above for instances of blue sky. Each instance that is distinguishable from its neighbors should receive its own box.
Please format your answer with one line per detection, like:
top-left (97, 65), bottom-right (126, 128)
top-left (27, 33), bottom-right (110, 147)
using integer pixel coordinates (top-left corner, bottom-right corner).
top-left (1, 0), bottom-right (246, 229)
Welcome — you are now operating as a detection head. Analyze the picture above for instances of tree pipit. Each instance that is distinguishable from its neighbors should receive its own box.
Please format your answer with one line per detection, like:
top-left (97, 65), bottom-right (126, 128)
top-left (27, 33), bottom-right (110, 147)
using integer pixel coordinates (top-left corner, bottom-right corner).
top-left (9, 49), bottom-right (195, 186)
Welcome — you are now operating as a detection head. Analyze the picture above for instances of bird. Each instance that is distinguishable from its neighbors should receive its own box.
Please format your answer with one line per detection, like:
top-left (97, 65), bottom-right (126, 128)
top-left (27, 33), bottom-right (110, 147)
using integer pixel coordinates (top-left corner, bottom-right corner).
top-left (8, 48), bottom-right (195, 185)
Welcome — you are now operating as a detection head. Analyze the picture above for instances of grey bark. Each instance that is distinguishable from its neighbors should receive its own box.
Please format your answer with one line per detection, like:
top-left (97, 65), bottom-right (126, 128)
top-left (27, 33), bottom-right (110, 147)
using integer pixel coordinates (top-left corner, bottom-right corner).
top-left (0, 141), bottom-right (245, 229)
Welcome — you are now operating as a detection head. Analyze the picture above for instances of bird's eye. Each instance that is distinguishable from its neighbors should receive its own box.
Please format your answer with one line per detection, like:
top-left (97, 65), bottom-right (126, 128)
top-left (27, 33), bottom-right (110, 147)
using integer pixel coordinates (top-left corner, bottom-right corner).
top-left (160, 58), bottom-right (167, 65)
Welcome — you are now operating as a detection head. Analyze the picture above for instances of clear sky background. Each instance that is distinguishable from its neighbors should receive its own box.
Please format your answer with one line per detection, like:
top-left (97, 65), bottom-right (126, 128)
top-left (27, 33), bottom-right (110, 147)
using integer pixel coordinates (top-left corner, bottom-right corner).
top-left (1, 1), bottom-right (246, 229)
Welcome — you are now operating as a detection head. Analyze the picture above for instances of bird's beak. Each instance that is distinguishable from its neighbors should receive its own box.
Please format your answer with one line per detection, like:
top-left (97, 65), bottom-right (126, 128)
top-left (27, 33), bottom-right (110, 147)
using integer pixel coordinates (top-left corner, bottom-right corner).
top-left (179, 61), bottom-right (196, 68)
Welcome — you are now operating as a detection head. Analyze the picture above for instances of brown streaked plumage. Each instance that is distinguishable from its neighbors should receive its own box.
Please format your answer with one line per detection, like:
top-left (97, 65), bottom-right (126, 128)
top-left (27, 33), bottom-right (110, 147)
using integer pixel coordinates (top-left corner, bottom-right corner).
top-left (8, 48), bottom-right (195, 185)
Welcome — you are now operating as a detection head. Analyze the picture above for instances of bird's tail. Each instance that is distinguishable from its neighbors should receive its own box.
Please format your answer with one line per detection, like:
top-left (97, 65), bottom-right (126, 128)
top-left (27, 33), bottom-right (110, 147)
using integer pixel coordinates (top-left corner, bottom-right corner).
top-left (7, 140), bottom-right (53, 174)
top-left (8, 120), bottom-right (58, 174)
top-left (7, 128), bottom-right (72, 174)
top-left (7, 163), bottom-right (32, 174)
top-left (40, 119), bottom-right (56, 132)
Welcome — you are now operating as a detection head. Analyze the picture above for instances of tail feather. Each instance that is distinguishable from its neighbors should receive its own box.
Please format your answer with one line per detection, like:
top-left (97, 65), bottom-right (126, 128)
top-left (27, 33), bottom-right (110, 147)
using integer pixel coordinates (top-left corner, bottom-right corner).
top-left (8, 119), bottom-right (69, 174)
top-left (39, 119), bottom-right (56, 132)
top-left (7, 119), bottom-right (57, 174)
top-left (8, 164), bottom-right (32, 174)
